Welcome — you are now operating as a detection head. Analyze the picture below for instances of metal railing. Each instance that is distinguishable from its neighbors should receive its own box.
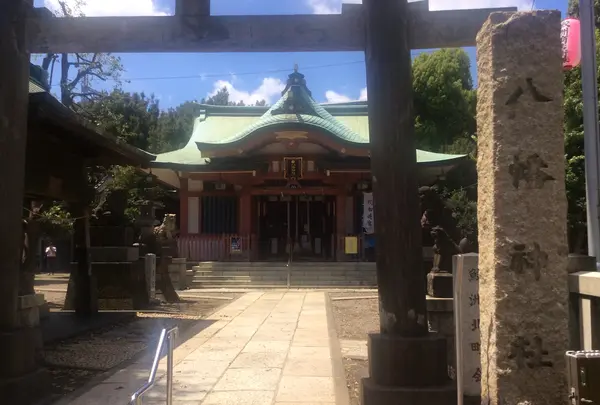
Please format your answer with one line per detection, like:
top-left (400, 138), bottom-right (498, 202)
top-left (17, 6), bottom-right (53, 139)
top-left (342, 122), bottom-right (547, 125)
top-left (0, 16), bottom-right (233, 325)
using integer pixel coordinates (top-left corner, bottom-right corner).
top-left (130, 326), bottom-right (178, 405)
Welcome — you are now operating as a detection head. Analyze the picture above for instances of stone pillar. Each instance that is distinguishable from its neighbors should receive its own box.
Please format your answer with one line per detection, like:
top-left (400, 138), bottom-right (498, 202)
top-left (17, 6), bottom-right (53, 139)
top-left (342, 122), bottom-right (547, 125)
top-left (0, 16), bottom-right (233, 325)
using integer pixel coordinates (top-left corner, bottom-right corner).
top-left (476, 11), bottom-right (568, 404)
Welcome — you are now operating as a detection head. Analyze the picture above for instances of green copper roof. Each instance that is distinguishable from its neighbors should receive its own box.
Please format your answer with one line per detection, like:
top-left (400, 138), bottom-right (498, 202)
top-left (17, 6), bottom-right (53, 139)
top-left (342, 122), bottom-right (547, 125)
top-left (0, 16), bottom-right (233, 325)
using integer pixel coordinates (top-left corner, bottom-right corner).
top-left (152, 69), bottom-right (466, 168)
top-left (196, 69), bottom-right (367, 149)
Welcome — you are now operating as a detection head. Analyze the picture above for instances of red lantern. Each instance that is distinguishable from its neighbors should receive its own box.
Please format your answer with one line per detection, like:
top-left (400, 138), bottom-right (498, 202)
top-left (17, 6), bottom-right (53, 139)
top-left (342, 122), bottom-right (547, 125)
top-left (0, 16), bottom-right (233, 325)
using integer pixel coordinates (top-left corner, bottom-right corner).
top-left (562, 18), bottom-right (581, 70)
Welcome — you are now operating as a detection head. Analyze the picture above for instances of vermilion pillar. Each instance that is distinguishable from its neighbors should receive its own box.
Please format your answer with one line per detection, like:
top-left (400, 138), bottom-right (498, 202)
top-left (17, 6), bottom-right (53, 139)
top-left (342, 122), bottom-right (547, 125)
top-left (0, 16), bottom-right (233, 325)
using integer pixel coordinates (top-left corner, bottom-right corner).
top-left (238, 191), bottom-right (252, 237)
top-left (179, 177), bottom-right (189, 235)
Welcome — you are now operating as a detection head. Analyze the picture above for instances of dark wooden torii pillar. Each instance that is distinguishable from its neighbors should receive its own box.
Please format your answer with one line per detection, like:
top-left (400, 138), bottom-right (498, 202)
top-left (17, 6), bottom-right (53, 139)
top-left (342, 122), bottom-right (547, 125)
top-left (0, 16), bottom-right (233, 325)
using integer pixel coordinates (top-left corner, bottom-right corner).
top-left (362, 0), bottom-right (454, 403)
top-left (0, 1), bottom-right (46, 402)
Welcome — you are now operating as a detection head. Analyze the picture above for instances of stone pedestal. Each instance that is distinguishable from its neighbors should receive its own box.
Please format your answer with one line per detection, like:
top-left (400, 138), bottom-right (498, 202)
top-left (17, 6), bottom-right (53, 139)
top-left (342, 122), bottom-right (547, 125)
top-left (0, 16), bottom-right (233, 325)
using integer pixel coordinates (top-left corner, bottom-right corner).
top-left (17, 295), bottom-right (44, 356)
top-left (361, 334), bottom-right (455, 405)
top-left (427, 296), bottom-right (456, 379)
top-left (36, 294), bottom-right (50, 320)
top-left (168, 257), bottom-right (188, 290)
top-left (427, 272), bottom-right (453, 298)
top-left (0, 327), bottom-right (49, 403)
top-left (476, 11), bottom-right (568, 404)
top-left (65, 229), bottom-right (148, 310)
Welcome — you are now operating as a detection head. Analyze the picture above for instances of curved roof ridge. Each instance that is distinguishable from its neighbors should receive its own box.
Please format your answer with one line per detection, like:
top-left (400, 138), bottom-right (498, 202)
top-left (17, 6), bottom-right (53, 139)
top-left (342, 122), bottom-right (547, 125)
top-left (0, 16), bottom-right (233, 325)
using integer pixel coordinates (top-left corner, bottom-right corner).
top-left (200, 71), bottom-right (368, 146)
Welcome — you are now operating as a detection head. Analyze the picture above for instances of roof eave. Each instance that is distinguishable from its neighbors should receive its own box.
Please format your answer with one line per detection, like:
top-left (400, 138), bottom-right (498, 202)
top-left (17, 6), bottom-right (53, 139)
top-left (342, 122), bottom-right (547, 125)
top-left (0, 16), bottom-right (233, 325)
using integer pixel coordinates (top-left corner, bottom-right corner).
top-left (30, 92), bottom-right (156, 166)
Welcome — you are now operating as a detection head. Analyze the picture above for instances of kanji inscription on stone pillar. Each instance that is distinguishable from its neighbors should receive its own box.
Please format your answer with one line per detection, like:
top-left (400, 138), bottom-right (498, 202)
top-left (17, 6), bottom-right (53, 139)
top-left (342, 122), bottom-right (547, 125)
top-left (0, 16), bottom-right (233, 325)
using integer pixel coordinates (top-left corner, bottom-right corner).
top-left (476, 11), bottom-right (568, 405)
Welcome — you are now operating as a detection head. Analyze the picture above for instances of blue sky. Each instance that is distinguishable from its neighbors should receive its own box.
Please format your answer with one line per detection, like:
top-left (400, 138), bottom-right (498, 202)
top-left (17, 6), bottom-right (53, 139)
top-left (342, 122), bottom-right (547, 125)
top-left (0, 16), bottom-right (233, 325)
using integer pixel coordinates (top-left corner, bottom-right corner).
top-left (33, 0), bottom-right (569, 109)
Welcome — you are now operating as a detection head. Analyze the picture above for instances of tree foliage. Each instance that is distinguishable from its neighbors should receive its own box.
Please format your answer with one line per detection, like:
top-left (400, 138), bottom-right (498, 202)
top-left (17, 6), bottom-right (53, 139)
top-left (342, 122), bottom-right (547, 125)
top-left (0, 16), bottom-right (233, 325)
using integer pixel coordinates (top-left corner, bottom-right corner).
top-left (564, 1), bottom-right (600, 252)
top-left (150, 101), bottom-right (203, 152)
top-left (568, 0), bottom-right (600, 28)
top-left (411, 49), bottom-right (479, 241)
top-left (81, 90), bottom-right (160, 150)
top-left (412, 49), bottom-right (477, 153)
top-left (41, 1), bottom-right (125, 109)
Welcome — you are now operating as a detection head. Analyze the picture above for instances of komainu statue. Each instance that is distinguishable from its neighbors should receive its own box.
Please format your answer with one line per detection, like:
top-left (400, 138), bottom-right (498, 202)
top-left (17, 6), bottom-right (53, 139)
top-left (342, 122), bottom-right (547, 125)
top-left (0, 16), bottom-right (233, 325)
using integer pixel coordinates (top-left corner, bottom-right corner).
top-left (430, 226), bottom-right (459, 274)
top-left (419, 186), bottom-right (475, 253)
top-left (149, 213), bottom-right (180, 303)
top-left (154, 213), bottom-right (178, 242)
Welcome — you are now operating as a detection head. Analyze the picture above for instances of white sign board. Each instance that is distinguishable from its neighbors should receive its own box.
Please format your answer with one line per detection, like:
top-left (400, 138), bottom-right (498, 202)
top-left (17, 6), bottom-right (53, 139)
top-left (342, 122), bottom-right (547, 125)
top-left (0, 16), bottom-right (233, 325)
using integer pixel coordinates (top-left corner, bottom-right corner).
top-left (362, 192), bottom-right (375, 234)
top-left (145, 253), bottom-right (156, 300)
top-left (453, 253), bottom-right (481, 399)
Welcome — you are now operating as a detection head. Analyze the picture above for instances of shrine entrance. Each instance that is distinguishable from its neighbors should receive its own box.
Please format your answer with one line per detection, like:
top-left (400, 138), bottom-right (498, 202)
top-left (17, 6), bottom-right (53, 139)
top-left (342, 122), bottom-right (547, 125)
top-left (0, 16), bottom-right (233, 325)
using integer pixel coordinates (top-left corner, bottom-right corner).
top-left (256, 195), bottom-right (335, 261)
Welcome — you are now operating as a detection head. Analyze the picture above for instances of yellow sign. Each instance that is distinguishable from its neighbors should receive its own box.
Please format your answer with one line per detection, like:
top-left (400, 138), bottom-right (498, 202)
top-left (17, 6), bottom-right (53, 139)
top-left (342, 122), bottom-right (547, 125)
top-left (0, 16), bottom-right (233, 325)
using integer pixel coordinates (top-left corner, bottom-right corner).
top-left (345, 236), bottom-right (358, 255)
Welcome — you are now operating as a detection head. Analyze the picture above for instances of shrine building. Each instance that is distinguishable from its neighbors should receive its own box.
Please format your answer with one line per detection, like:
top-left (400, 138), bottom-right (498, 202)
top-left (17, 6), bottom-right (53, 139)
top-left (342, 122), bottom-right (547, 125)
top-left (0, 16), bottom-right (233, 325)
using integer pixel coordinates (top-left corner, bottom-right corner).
top-left (148, 68), bottom-right (466, 262)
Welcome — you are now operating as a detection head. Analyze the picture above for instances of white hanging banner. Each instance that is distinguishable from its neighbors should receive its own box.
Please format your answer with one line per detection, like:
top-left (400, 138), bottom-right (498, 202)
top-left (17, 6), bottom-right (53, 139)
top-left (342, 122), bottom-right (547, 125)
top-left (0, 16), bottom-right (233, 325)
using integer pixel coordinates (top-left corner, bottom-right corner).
top-left (363, 192), bottom-right (375, 234)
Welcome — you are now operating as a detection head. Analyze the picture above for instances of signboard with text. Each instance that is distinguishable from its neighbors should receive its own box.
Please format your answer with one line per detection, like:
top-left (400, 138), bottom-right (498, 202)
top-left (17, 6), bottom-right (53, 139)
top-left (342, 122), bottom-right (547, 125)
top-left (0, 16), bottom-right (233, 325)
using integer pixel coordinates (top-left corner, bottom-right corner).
top-left (230, 237), bottom-right (242, 254)
top-left (283, 157), bottom-right (303, 180)
top-left (454, 253), bottom-right (481, 398)
top-left (362, 192), bottom-right (374, 234)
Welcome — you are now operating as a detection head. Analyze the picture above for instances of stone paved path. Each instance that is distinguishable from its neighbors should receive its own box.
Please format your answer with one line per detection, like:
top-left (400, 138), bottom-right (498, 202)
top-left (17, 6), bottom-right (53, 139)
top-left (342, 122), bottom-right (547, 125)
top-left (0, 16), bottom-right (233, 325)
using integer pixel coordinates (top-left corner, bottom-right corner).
top-left (64, 291), bottom-right (340, 405)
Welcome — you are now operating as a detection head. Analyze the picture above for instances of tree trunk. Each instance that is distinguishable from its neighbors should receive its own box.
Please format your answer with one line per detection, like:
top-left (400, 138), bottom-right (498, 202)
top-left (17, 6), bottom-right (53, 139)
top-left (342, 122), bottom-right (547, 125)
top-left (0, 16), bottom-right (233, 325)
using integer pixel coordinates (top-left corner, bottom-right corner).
top-left (19, 202), bottom-right (43, 296)
top-left (60, 53), bottom-right (72, 108)
top-left (364, 0), bottom-right (427, 337)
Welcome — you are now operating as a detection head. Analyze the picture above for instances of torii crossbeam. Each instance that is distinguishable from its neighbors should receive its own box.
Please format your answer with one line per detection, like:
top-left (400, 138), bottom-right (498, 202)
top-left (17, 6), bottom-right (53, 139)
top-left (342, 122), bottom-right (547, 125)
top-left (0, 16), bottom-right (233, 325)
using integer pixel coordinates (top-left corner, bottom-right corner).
top-left (27, 0), bottom-right (515, 53)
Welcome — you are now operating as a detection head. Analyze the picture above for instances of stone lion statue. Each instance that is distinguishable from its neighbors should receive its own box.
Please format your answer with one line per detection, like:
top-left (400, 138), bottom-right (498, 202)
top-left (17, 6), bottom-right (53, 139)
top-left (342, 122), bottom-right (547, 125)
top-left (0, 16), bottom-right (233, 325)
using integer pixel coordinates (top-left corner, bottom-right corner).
top-left (154, 213), bottom-right (178, 241)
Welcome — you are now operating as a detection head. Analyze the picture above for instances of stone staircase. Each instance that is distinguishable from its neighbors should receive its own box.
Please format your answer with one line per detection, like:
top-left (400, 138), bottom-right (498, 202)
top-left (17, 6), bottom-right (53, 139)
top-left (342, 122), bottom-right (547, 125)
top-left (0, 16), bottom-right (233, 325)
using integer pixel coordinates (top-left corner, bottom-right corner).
top-left (191, 262), bottom-right (377, 288)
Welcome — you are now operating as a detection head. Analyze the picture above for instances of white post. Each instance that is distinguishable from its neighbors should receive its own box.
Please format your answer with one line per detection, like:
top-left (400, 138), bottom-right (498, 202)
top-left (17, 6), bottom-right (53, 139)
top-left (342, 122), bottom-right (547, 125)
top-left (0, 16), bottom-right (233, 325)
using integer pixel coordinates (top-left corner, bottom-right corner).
top-left (453, 253), bottom-right (481, 404)
top-left (579, 0), bottom-right (600, 267)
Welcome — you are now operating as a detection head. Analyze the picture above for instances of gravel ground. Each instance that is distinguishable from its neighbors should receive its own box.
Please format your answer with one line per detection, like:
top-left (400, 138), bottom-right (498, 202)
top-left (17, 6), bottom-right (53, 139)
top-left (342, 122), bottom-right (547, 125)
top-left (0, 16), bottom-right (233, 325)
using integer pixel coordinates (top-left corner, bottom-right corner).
top-left (329, 292), bottom-right (379, 405)
top-left (330, 292), bottom-right (379, 340)
top-left (40, 292), bottom-right (241, 404)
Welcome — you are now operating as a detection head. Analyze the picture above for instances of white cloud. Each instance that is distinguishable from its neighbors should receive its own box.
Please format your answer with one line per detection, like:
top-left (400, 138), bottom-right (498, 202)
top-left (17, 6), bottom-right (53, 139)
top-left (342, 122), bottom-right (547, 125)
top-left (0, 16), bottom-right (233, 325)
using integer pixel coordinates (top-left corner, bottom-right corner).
top-left (359, 87), bottom-right (368, 101)
top-left (325, 87), bottom-right (367, 103)
top-left (44, 0), bottom-right (168, 16)
top-left (307, 0), bottom-right (533, 14)
top-left (208, 78), bottom-right (285, 105)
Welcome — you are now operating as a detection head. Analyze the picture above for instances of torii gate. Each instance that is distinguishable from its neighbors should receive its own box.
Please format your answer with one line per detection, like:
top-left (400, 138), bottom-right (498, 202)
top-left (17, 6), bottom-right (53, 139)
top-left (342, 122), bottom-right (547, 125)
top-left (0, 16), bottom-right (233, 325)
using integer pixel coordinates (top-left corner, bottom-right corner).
top-left (0, 0), bottom-right (514, 402)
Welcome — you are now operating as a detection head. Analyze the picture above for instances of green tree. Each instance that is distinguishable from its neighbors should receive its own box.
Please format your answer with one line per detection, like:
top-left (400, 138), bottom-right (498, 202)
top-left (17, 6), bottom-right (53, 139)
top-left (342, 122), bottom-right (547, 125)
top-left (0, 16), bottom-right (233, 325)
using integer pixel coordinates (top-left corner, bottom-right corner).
top-left (150, 101), bottom-right (203, 152)
top-left (78, 90), bottom-right (168, 222)
top-left (81, 89), bottom-right (160, 150)
top-left (40, 0), bottom-right (125, 109)
top-left (411, 49), bottom-right (478, 242)
top-left (412, 48), bottom-right (477, 152)
top-left (564, 2), bottom-right (600, 252)
top-left (568, 0), bottom-right (600, 28)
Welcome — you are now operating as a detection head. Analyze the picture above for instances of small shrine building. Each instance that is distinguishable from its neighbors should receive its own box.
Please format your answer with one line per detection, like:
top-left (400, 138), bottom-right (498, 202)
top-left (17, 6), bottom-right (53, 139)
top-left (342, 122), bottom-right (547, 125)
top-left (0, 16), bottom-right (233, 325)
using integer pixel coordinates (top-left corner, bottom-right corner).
top-left (149, 69), bottom-right (466, 262)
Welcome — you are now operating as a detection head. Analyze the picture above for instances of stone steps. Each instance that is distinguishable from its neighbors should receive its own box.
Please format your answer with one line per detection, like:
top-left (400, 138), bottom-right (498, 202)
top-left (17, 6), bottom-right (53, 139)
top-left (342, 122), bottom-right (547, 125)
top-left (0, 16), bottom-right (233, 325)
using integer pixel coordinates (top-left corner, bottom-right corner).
top-left (190, 262), bottom-right (377, 288)
top-left (193, 261), bottom-right (376, 270)
top-left (192, 269), bottom-right (375, 277)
